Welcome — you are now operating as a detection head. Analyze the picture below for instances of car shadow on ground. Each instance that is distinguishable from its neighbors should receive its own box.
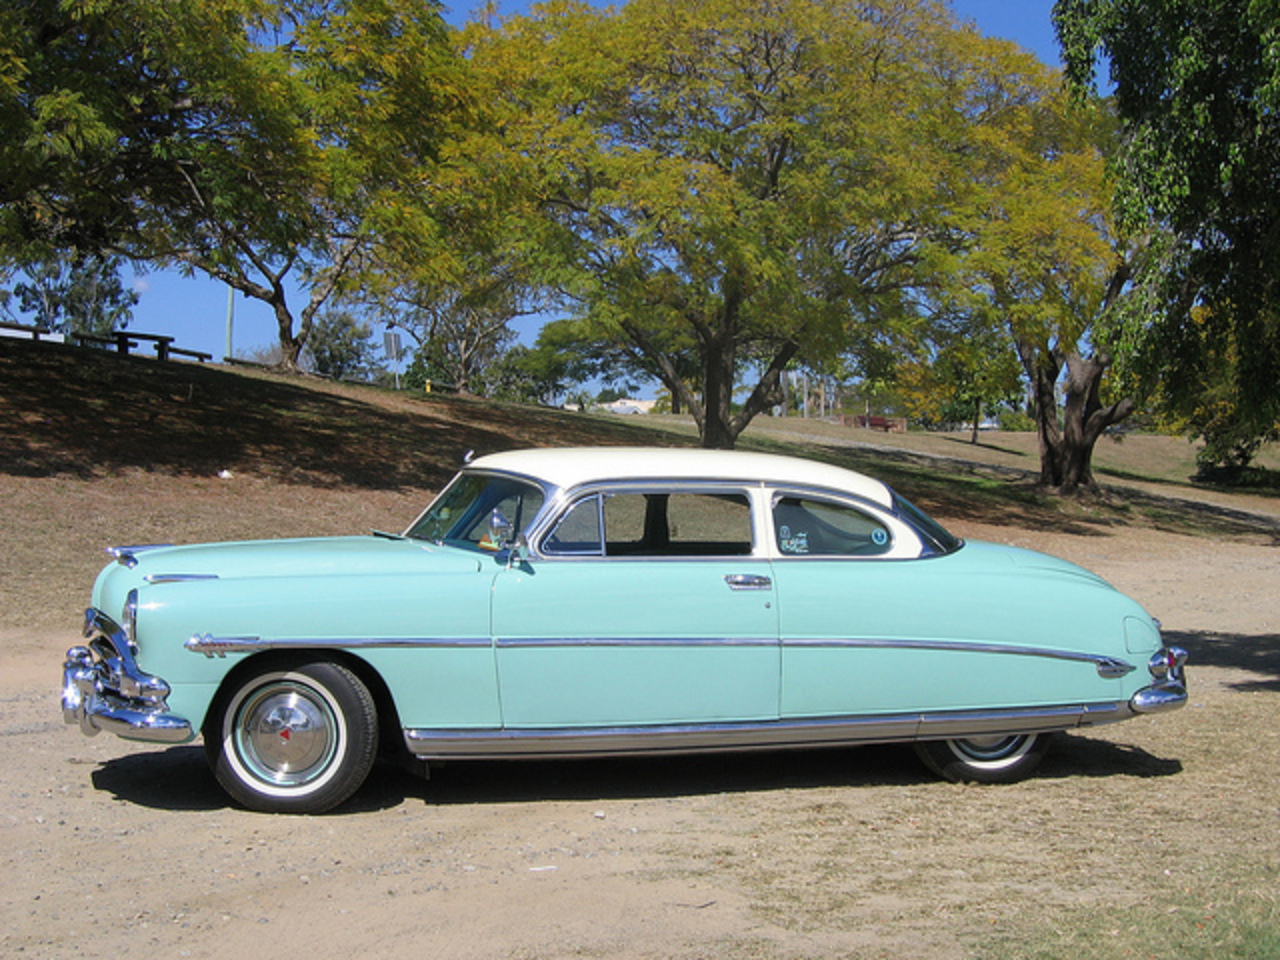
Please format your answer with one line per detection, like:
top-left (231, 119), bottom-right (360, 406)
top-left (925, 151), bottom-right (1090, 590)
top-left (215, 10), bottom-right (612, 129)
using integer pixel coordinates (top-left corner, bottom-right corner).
top-left (88, 733), bottom-right (1184, 815)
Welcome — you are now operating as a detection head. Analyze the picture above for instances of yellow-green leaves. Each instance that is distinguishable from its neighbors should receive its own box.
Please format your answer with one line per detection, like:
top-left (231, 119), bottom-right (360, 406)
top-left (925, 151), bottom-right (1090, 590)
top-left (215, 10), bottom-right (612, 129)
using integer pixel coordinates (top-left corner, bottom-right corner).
top-left (454, 0), bottom-right (1011, 446)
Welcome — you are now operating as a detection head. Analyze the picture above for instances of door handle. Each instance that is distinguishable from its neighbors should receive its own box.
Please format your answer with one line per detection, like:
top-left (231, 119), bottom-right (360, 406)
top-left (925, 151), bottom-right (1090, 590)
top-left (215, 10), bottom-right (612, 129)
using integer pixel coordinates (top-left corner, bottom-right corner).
top-left (725, 573), bottom-right (772, 591)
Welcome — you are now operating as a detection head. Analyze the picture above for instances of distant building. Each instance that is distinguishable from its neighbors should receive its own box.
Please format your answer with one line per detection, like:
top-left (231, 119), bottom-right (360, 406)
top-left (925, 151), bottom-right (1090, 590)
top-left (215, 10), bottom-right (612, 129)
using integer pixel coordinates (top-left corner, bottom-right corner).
top-left (600, 398), bottom-right (656, 415)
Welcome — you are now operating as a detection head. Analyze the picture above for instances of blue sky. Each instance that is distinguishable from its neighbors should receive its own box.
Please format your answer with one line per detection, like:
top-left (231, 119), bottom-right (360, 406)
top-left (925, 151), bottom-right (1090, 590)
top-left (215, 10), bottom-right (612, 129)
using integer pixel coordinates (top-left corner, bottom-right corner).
top-left (119, 0), bottom-right (1062, 363)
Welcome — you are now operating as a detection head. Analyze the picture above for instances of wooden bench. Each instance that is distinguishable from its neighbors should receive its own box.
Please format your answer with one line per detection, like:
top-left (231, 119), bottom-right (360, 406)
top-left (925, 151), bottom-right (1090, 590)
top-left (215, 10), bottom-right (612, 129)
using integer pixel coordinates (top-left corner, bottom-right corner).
top-left (71, 332), bottom-right (118, 348)
top-left (73, 330), bottom-right (211, 363)
top-left (0, 320), bottom-right (54, 340)
top-left (865, 415), bottom-right (892, 432)
top-left (222, 356), bottom-right (272, 369)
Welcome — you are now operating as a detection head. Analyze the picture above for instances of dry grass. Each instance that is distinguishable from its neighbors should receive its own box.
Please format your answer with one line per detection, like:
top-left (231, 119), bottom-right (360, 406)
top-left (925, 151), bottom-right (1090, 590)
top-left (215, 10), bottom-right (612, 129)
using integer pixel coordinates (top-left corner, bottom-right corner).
top-left (3, 337), bottom-right (1280, 959)
top-left (3, 336), bottom-right (1278, 638)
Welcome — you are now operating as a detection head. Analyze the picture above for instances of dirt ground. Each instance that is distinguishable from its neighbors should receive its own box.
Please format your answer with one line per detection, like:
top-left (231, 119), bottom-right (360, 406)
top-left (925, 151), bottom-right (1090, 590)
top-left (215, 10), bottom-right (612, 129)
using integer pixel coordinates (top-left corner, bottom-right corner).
top-left (2, 510), bottom-right (1278, 959)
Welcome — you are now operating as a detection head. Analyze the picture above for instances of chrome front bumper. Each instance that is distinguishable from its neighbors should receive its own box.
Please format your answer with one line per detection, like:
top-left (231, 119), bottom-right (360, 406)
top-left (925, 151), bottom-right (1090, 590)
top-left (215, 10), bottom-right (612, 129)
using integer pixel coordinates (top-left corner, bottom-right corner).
top-left (61, 608), bottom-right (192, 743)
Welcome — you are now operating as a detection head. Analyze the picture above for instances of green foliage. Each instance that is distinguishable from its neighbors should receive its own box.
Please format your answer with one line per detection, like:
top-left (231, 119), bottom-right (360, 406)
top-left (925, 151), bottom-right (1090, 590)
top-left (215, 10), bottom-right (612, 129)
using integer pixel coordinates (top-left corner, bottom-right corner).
top-left (458, 0), bottom-right (1018, 448)
top-left (1056, 0), bottom-right (1280, 470)
top-left (897, 32), bottom-right (1133, 488)
top-left (381, 268), bottom-right (530, 396)
top-left (303, 310), bottom-right (384, 381)
top-left (9, 250), bottom-right (138, 336)
top-left (1146, 307), bottom-right (1280, 477)
top-left (1, 0), bottom-right (467, 369)
top-left (998, 408), bottom-right (1036, 432)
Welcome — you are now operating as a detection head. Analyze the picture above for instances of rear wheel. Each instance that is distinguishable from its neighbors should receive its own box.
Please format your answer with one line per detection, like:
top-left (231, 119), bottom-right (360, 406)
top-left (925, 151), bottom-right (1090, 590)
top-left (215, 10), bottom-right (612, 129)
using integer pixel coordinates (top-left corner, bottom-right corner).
top-left (914, 733), bottom-right (1049, 784)
top-left (205, 658), bottom-right (378, 813)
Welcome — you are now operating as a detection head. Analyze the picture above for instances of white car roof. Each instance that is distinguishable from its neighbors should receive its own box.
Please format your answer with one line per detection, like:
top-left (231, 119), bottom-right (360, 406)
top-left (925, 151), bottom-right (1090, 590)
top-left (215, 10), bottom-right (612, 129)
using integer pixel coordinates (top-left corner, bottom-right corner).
top-left (467, 447), bottom-right (895, 508)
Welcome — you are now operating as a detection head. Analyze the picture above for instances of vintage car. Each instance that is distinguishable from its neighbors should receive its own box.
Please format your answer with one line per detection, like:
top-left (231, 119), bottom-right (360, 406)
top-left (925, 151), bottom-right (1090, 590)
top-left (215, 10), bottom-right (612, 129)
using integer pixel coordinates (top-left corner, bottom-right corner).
top-left (63, 447), bottom-right (1188, 813)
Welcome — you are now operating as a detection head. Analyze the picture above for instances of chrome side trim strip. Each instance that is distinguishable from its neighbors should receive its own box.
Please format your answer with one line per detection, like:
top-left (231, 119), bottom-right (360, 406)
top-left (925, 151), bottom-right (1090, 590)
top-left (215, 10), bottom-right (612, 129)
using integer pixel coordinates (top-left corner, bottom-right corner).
top-left (495, 637), bottom-right (778, 649)
top-left (403, 702), bottom-right (1125, 760)
top-left (185, 634), bottom-right (492, 657)
top-left (144, 573), bottom-right (220, 584)
top-left (785, 637), bottom-right (1136, 677)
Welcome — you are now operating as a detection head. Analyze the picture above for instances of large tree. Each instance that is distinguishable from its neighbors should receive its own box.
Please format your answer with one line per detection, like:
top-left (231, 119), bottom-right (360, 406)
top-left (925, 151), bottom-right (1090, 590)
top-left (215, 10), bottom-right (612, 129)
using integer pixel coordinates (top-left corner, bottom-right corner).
top-left (383, 275), bottom-right (530, 396)
top-left (459, 0), bottom-right (998, 448)
top-left (136, 0), bottom-right (465, 369)
top-left (1055, 0), bottom-right (1280, 471)
top-left (2, 0), bottom-right (465, 369)
top-left (914, 34), bottom-right (1138, 494)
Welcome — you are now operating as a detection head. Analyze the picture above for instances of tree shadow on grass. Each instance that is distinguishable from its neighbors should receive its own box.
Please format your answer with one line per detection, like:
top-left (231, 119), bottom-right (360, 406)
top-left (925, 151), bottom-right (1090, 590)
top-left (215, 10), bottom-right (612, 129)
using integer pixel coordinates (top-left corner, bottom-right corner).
top-left (939, 435), bottom-right (1030, 458)
top-left (1162, 629), bottom-right (1280, 692)
top-left (769, 438), bottom-right (1124, 536)
top-left (761, 436), bottom-right (1280, 541)
top-left (1, 338), bottom-right (670, 490)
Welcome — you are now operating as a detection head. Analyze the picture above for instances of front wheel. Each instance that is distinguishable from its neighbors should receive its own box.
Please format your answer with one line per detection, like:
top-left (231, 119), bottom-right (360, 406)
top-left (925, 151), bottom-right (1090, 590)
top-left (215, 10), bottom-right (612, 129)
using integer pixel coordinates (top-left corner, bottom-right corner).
top-left (205, 658), bottom-right (378, 813)
top-left (914, 733), bottom-right (1049, 784)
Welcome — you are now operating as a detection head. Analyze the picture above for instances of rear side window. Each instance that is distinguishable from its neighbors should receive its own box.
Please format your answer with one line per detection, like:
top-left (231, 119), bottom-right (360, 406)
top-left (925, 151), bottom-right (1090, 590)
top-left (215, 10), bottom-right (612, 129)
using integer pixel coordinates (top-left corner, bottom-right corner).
top-left (543, 490), bottom-right (753, 557)
top-left (773, 495), bottom-right (893, 557)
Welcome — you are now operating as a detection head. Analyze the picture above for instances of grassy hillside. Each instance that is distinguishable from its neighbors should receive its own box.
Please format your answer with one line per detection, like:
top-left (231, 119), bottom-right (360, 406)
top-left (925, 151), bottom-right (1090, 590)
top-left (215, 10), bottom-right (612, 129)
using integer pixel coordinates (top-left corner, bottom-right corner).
top-left (4, 336), bottom-right (1277, 537)
top-left (3, 336), bottom-right (1278, 638)
top-left (0, 337), bottom-right (674, 490)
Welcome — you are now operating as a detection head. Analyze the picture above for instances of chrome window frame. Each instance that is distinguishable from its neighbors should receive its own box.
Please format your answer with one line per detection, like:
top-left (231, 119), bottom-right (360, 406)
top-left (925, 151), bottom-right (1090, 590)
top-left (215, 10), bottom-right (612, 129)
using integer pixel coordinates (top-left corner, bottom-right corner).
top-left (766, 485), bottom-right (926, 561)
top-left (531, 480), bottom-right (763, 561)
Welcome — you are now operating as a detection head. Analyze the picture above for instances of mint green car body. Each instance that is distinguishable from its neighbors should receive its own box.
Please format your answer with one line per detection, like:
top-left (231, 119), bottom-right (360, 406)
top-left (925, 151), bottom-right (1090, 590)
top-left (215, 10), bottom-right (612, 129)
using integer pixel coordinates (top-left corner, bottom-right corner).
top-left (63, 448), bottom-right (1187, 813)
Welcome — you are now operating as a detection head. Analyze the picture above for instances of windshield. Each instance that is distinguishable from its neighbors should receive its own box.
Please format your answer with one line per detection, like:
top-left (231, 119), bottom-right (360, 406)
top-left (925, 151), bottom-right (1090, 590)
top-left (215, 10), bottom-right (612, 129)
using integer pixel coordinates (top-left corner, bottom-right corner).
top-left (405, 472), bottom-right (546, 551)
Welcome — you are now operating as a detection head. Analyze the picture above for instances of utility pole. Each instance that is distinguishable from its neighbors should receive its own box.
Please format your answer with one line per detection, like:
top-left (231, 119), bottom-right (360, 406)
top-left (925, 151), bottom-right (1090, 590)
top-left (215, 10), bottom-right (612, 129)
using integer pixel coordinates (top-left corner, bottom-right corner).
top-left (224, 286), bottom-right (234, 361)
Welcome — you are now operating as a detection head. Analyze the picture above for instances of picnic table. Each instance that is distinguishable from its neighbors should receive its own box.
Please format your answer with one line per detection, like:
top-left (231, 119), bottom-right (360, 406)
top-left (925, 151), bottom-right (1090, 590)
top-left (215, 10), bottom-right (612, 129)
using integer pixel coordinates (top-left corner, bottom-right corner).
top-left (109, 330), bottom-right (175, 359)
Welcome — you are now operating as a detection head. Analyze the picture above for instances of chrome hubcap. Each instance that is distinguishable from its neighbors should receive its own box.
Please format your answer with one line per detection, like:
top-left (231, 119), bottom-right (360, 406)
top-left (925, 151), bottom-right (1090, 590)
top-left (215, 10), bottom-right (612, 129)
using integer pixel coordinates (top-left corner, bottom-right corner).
top-left (234, 682), bottom-right (338, 787)
top-left (950, 735), bottom-right (1030, 764)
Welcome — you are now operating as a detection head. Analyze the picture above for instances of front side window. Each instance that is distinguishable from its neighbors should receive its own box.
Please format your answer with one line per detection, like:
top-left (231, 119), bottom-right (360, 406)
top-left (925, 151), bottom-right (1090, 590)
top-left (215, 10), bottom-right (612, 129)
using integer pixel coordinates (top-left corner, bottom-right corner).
top-left (542, 494), bottom-right (604, 555)
top-left (773, 495), bottom-right (893, 557)
top-left (542, 490), bottom-right (753, 557)
top-left (407, 473), bottom-right (545, 552)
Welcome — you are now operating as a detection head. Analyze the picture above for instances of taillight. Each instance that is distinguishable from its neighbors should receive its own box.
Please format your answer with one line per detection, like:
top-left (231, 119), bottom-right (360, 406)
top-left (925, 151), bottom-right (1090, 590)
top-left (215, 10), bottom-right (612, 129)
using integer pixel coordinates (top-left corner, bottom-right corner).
top-left (1148, 646), bottom-right (1188, 680)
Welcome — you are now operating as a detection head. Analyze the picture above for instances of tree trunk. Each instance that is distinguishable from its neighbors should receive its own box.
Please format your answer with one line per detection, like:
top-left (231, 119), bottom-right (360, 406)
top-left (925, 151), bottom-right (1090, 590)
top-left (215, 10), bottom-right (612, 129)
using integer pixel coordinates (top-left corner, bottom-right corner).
top-left (700, 327), bottom-right (737, 449)
top-left (272, 297), bottom-right (304, 371)
top-left (969, 396), bottom-right (981, 444)
top-left (1057, 350), bottom-right (1134, 494)
top-left (1016, 339), bottom-right (1064, 487)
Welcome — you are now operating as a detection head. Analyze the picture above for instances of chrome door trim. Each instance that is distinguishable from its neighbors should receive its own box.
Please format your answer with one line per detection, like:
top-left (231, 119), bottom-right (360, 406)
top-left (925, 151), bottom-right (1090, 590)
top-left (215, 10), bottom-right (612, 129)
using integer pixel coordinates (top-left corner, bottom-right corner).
top-left (495, 636), bottom-right (778, 649)
top-left (186, 634), bottom-right (492, 657)
top-left (403, 701), bottom-right (1127, 760)
top-left (785, 637), bottom-right (1135, 677)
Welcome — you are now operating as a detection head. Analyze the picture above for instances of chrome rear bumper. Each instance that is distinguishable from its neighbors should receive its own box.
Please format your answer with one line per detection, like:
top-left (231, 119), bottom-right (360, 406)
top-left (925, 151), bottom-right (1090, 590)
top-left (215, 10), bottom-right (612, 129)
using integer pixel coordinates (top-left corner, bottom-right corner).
top-left (1130, 681), bottom-right (1188, 714)
top-left (62, 608), bottom-right (192, 743)
top-left (1128, 645), bottom-right (1189, 715)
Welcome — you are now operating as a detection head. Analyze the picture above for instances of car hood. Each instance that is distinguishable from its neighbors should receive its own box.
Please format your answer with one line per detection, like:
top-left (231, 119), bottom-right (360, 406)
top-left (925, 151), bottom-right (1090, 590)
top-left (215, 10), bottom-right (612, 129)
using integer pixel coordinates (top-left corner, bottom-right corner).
top-left (94, 536), bottom-right (484, 599)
